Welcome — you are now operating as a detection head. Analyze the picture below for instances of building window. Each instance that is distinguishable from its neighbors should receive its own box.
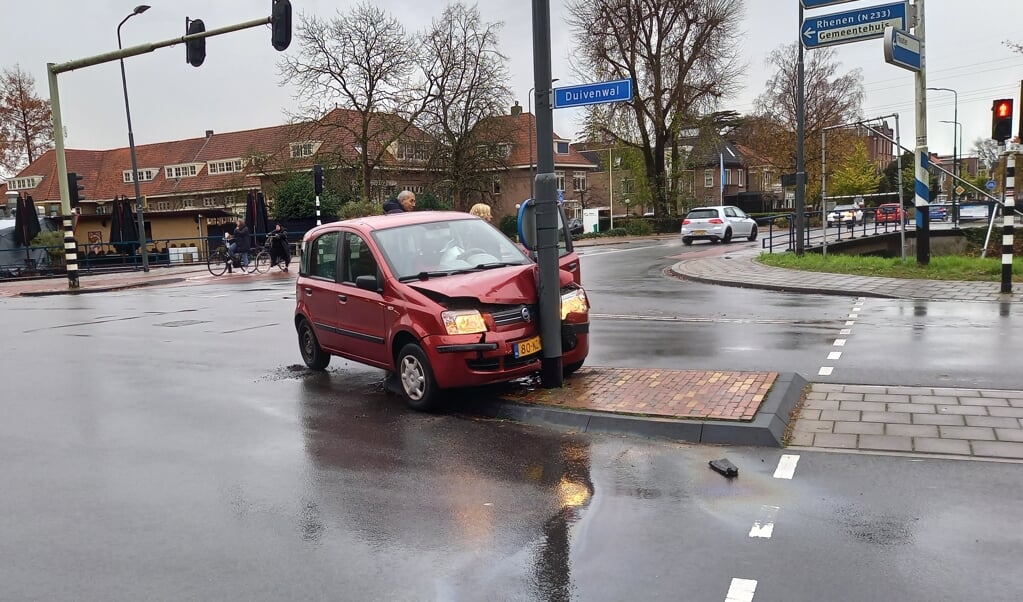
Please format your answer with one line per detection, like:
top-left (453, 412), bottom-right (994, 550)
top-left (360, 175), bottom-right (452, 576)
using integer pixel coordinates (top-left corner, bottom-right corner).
top-left (290, 142), bottom-right (319, 159)
top-left (203, 198), bottom-right (219, 208)
top-left (555, 141), bottom-right (570, 155)
top-left (165, 164), bottom-right (199, 179)
top-left (156, 201), bottom-right (171, 211)
top-left (738, 169), bottom-right (745, 187)
top-left (704, 170), bottom-right (713, 188)
top-left (555, 171), bottom-right (565, 192)
top-left (492, 177), bottom-right (502, 195)
top-left (95, 204), bottom-right (109, 215)
top-left (573, 171), bottom-right (586, 191)
top-left (621, 178), bottom-right (635, 194)
top-left (123, 168), bottom-right (157, 183)
top-left (395, 142), bottom-right (428, 162)
top-left (8, 176), bottom-right (43, 191)
top-left (208, 159), bottom-right (245, 174)
top-left (183, 198), bottom-right (196, 208)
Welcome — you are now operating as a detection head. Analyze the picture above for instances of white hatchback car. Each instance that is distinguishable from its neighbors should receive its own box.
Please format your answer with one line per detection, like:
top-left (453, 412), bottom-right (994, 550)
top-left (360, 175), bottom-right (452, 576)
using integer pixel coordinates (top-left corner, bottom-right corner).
top-left (681, 205), bottom-right (758, 245)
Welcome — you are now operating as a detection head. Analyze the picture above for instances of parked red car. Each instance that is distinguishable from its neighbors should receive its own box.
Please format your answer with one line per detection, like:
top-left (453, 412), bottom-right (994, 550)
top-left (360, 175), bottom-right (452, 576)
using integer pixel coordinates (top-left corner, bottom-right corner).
top-left (875, 203), bottom-right (904, 224)
top-left (294, 211), bottom-right (590, 410)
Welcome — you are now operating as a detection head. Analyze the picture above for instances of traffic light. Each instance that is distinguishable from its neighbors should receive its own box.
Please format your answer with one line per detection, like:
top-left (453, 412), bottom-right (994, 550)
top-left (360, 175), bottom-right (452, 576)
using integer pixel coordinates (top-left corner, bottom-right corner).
top-left (271, 0), bottom-right (292, 51)
top-left (186, 18), bottom-right (206, 67)
top-left (313, 164), bottom-right (323, 195)
top-left (67, 172), bottom-right (84, 208)
top-left (992, 98), bottom-right (1013, 143)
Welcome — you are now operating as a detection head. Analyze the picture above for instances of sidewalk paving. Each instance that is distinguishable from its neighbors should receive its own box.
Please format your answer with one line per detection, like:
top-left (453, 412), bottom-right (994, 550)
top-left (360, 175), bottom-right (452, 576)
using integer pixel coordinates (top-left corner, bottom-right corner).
top-left (6, 237), bottom-right (1023, 461)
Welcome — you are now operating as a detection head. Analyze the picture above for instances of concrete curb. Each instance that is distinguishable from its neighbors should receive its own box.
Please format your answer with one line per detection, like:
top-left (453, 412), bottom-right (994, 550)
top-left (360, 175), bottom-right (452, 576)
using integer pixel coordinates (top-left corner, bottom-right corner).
top-left (456, 372), bottom-right (807, 447)
top-left (19, 277), bottom-right (186, 297)
top-left (669, 261), bottom-right (901, 299)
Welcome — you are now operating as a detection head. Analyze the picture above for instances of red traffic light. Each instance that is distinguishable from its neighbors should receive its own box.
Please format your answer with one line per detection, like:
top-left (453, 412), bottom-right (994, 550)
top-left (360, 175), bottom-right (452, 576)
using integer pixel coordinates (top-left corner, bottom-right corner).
top-left (992, 98), bottom-right (1014, 143)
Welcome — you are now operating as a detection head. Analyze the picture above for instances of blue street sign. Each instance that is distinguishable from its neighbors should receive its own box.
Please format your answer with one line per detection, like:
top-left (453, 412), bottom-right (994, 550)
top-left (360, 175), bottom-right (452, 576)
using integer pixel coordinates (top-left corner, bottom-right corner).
top-left (883, 26), bottom-right (922, 72)
top-left (801, 1), bottom-right (908, 49)
top-left (801, 0), bottom-right (856, 8)
top-left (986, 180), bottom-right (997, 191)
top-left (553, 79), bottom-right (633, 109)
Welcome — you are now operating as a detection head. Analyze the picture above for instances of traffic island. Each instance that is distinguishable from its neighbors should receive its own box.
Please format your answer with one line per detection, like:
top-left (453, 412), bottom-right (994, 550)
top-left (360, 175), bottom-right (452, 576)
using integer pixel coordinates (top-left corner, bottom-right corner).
top-left (457, 368), bottom-right (807, 447)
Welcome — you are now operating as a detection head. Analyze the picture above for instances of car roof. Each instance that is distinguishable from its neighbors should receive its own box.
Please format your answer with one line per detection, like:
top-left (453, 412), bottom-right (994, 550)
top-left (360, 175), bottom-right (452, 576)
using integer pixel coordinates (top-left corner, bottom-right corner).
top-left (303, 211), bottom-right (478, 239)
top-left (833, 204), bottom-right (859, 210)
top-left (688, 206), bottom-right (736, 212)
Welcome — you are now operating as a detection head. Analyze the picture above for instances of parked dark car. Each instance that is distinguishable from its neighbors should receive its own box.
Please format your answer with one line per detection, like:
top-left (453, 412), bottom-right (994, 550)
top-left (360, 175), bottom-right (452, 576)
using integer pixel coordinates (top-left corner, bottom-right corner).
top-left (568, 217), bottom-right (584, 236)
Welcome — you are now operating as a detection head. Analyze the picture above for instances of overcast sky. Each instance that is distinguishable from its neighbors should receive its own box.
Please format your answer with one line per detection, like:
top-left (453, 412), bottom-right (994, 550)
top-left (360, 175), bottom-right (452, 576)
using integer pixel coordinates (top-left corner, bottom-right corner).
top-left (5, 0), bottom-right (1021, 163)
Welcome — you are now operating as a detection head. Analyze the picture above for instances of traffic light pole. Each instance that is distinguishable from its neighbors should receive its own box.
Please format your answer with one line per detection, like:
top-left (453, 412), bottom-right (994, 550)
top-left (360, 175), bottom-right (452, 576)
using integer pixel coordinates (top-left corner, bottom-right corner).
top-left (46, 15), bottom-right (271, 289)
top-left (1002, 151), bottom-right (1015, 294)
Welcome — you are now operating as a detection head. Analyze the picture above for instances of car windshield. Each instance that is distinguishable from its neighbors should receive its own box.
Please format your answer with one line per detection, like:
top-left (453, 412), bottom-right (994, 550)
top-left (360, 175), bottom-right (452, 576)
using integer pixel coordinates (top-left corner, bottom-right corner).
top-left (373, 218), bottom-right (530, 281)
top-left (687, 209), bottom-right (719, 220)
top-left (833, 205), bottom-right (858, 212)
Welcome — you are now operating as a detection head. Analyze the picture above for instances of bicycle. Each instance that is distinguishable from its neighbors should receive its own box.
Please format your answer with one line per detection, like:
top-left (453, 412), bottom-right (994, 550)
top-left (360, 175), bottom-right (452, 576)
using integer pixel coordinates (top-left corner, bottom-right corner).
top-left (207, 245), bottom-right (258, 276)
top-left (253, 233), bottom-right (290, 274)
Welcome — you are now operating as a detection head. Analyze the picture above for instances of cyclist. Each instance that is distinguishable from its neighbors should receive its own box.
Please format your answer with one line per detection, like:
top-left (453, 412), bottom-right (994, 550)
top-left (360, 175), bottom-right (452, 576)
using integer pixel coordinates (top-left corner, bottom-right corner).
top-left (267, 223), bottom-right (291, 271)
top-left (225, 219), bottom-right (250, 273)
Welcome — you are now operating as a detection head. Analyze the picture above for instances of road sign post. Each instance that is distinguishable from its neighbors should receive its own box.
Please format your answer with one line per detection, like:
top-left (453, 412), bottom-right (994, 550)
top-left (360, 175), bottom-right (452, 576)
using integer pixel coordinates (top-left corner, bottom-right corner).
top-left (801, 1), bottom-right (908, 49)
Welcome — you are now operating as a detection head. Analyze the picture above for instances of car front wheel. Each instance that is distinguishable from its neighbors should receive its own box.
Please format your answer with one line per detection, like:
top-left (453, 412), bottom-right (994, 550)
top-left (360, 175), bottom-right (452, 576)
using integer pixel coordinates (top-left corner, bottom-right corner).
top-left (396, 343), bottom-right (439, 411)
top-left (298, 319), bottom-right (330, 371)
top-left (747, 225), bottom-right (758, 241)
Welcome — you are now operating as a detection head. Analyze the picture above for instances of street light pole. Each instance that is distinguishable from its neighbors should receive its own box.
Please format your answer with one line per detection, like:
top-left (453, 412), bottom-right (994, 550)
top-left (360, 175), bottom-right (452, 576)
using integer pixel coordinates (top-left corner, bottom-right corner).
top-left (528, 78), bottom-right (558, 200)
top-left (118, 4), bottom-right (151, 272)
top-left (928, 87), bottom-right (958, 196)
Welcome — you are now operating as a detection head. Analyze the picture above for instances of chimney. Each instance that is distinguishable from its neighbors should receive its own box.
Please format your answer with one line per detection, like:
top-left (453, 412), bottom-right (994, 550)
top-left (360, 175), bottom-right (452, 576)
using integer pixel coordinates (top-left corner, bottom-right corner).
top-left (511, 101), bottom-right (522, 116)
top-left (205, 129), bottom-right (214, 138)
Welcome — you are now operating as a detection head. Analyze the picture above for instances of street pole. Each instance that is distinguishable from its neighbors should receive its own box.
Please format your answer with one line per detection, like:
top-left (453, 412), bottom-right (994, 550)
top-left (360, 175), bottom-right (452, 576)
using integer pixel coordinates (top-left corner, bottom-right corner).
top-left (531, 0), bottom-right (563, 388)
top-left (609, 147), bottom-right (614, 229)
top-left (913, 0), bottom-right (930, 265)
top-left (119, 5), bottom-right (151, 272)
top-left (1001, 151), bottom-right (1015, 294)
top-left (795, 2), bottom-right (806, 256)
top-left (46, 65), bottom-right (78, 289)
top-left (929, 86), bottom-right (958, 225)
top-left (528, 86), bottom-right (535, 200)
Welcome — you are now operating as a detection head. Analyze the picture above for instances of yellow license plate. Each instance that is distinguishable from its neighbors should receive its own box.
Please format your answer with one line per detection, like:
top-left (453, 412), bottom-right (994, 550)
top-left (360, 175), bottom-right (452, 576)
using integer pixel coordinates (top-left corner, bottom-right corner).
top-left (515, 336), bottom-right (542, 358)
top-left (693, 229), bottom-right (707, 235)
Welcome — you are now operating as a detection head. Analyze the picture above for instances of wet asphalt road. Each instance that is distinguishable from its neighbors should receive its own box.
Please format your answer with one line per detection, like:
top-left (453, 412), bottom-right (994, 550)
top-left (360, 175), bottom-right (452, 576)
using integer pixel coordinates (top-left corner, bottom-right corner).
top-left (1, 252), bottom-right (1022, 600)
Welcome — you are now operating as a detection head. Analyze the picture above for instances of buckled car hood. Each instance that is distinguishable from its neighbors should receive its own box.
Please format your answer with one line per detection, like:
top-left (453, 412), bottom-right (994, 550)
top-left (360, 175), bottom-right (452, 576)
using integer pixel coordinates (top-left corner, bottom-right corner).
top-left (407, 264), bottom-right (574, 304)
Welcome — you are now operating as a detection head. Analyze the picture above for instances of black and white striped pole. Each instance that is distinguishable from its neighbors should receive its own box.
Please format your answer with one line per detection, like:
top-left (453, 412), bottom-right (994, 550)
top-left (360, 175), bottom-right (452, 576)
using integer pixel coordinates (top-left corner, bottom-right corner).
top-left (1002, 152), bottom-right (1015, 294)
top-left (313, 164), bottom-right (323, 226)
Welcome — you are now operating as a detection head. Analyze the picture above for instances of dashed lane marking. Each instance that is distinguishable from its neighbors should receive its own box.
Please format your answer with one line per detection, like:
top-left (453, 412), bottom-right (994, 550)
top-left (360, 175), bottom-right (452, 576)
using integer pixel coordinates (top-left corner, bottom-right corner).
top-left (827, 352), bottom-right (842, 360)
top-left (773, 454), bottom-right (800, 479)
top-left (725, 578), bottom-right (758, 602)
top-left (749, 506), bottom-right (780, 539)
top-left (818, 366), bottom-right (834, 376)
top-left (833, 339), bottom-right (847, 346)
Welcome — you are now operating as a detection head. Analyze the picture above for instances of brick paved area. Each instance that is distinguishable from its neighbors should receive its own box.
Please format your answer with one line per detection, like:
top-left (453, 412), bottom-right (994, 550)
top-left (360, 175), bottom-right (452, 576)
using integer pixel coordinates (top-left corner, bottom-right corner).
top-left (503, 367), bottom-right (777, 421)
top-left (789, 384), bottom-right (1023, 459)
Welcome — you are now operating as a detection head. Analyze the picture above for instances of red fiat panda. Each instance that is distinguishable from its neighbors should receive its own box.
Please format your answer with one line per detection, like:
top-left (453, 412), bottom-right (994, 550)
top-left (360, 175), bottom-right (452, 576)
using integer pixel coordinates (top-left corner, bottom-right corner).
top-left (294, 211), bottom-right (590, 410)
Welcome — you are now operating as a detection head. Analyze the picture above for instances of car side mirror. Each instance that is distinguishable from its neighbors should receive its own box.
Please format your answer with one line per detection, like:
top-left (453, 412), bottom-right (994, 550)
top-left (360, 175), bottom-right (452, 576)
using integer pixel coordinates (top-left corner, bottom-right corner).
top-left (355, 274), bottom-right (379, 292)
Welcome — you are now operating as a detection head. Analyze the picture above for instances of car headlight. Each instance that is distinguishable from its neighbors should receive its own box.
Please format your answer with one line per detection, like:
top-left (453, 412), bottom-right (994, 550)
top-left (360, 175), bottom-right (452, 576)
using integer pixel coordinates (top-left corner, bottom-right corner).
top-left (560, 288), bottom-right (589, 319)
top-left (441, 310), bottom-right (487, 335)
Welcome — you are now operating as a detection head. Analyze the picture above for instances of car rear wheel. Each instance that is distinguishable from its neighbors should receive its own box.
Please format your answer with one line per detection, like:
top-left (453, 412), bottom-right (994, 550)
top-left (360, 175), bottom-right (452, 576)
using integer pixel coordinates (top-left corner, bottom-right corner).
top-left (396, 343), bottom-right (439, 411)
top-left (747, 225), bottom-right (758, 241)
top-left (682, 237), bottom-right (693, 246)
top-left (298, 319), bottom-right (330, 371)
top-left (722, 228), bottom-right (732, 243)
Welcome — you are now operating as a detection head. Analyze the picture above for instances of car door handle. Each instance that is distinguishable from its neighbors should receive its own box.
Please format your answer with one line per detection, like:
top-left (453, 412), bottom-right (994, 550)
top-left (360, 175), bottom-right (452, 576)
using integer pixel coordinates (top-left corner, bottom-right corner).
top-left (566, 261), bottom-right (578, 271)
top-left (303, 287), bottom-right (313, 296)
top-left (337, 294), bottom-right (347, 302)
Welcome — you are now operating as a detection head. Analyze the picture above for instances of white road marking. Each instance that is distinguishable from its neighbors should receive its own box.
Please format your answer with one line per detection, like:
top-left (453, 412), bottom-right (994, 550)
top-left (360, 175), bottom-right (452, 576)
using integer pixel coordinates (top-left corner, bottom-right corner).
top-left (839, 328), bottom-right (852, 335)
top-left (834, 339), bottom-right (847, 346)
top-left (845, 320), bottom-right (856, 326)
top-left (847, 313), bottom-right (858, 318)
top-left (850, 307), bottom-right (861, 313)
top-left (725, 578), bottom-right (758, 602)
top-left (749, 505), bottom-right (780, 539)
top-left (818, 366), bottom-right (834, 376)
top-left (773, 454), bottom-right (800, 479)
top-left (828, 351), bottom-right (842, 360)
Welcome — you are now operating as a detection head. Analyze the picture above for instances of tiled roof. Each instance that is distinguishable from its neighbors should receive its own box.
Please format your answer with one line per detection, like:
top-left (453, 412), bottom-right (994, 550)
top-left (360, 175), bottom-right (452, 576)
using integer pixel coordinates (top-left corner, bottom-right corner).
top-left (485, 113), bottom-right (596, 170)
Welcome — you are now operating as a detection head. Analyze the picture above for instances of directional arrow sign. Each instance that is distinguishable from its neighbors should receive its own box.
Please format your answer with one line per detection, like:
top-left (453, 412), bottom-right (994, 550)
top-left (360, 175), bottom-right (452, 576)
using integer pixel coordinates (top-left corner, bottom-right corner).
top-left (883, 26), bottom-right (922, 72)
top-left (801, 1), bottom-right (908, 49)
top-left (553, 79), bottom-right (632, 109)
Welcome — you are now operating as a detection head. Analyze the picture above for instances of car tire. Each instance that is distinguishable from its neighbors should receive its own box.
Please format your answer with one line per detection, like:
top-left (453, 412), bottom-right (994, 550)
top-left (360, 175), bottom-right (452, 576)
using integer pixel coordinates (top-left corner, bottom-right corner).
top-left (563, 359), bottom-right (585, 376)
top-left (682, 237), bottom-right (693, 246)
top-left (298, 319), bottom-right (330, 371)
top-left (722, 228), bottom-right (732, 243)
top-left (747, 225), bottom-right (758, 241)
top-left (396, 343), bottom-right (439, 411)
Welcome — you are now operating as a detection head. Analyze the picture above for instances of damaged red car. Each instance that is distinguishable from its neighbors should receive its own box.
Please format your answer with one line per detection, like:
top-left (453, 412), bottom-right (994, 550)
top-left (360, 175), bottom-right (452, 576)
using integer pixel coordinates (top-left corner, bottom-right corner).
top-left (294, 211), bottom-right (590, 410)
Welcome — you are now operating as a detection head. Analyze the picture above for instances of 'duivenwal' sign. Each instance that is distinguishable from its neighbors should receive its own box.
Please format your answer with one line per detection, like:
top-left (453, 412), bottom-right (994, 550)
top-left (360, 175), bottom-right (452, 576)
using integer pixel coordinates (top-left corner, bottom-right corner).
top-left (553, 79), bottom-right (633, 109)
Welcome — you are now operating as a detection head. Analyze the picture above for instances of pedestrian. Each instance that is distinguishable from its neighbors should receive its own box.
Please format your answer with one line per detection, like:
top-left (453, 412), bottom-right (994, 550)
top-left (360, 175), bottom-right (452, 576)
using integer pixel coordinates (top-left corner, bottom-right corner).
top-left (469, 203), bottom-right (492, 222)
top-left (384, 190), bottom-right (417, 214)
top-left (268, 223), bottom-right (291, 271)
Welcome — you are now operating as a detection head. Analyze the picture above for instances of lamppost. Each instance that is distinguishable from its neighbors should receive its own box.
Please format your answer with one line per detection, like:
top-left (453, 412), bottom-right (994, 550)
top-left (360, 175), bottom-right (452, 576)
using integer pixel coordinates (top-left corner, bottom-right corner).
top-left (118, 4), bottom-right (151, 272)
top-left (927, 87), bottom-right (958, 190)
top-left (939, 119), bottom-right (962, 225)
top-left (528, 78), bottom-right (558, 200)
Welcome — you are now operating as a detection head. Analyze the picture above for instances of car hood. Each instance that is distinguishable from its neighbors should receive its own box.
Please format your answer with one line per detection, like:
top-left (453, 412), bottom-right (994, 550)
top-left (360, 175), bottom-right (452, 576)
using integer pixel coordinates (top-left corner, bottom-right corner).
top-left (407, 264), bottom-right (574, 304)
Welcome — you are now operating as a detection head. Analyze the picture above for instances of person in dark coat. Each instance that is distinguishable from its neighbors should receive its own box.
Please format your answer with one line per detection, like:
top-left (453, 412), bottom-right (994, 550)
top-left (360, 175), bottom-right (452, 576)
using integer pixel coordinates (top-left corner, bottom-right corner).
top-left (225, 219), bottom-right (251, 272)
top-left (267, 223), bottom-right (291, 271)
top-left (383, 190), bottom-right (416, 214)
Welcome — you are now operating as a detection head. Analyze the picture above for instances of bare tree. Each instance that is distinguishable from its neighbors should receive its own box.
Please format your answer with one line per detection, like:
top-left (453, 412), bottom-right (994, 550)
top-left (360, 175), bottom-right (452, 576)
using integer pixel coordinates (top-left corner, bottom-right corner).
top-left (0, 65), bottom-right (54, 177)
top-left (419, 3), bottom-right (513, 211)
top-left (743, 43), bottom-right (864, 203)
top-left (278, 2), bottom-right (430, 201)
top-left (566, 0), bottom-right (745, 214)
top-left (971, 137), bottom-right (1000, 171)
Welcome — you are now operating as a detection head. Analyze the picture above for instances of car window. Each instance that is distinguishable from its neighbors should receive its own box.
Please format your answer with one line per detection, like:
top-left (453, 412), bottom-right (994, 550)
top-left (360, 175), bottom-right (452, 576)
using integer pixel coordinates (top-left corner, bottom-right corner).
top-left (686, 209), bottom-right (719, 219)
top-left (305, 231), bottom-right (339, 281)
top-left (733, 208), bottom-right (748, 218)
top-left (343, 232), bottom-right (378, 284)
top-left (724, 207), bottom-right (737, 218)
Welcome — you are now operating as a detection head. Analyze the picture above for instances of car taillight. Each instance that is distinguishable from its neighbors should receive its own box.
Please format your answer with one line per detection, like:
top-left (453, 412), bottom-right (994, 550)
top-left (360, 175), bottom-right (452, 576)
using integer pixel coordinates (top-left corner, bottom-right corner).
top-left (708, 218), bottom-right (724, 224)
top-left (682, 219), bottom-right (691, 225)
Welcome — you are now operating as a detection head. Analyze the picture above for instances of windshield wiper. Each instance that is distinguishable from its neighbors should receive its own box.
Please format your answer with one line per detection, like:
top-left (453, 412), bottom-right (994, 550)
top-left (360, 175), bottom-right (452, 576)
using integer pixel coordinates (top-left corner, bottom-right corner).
top-left (471, 262), bottom-right (524, 270)
top-left (399, 270), bottom-right (456, 282)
